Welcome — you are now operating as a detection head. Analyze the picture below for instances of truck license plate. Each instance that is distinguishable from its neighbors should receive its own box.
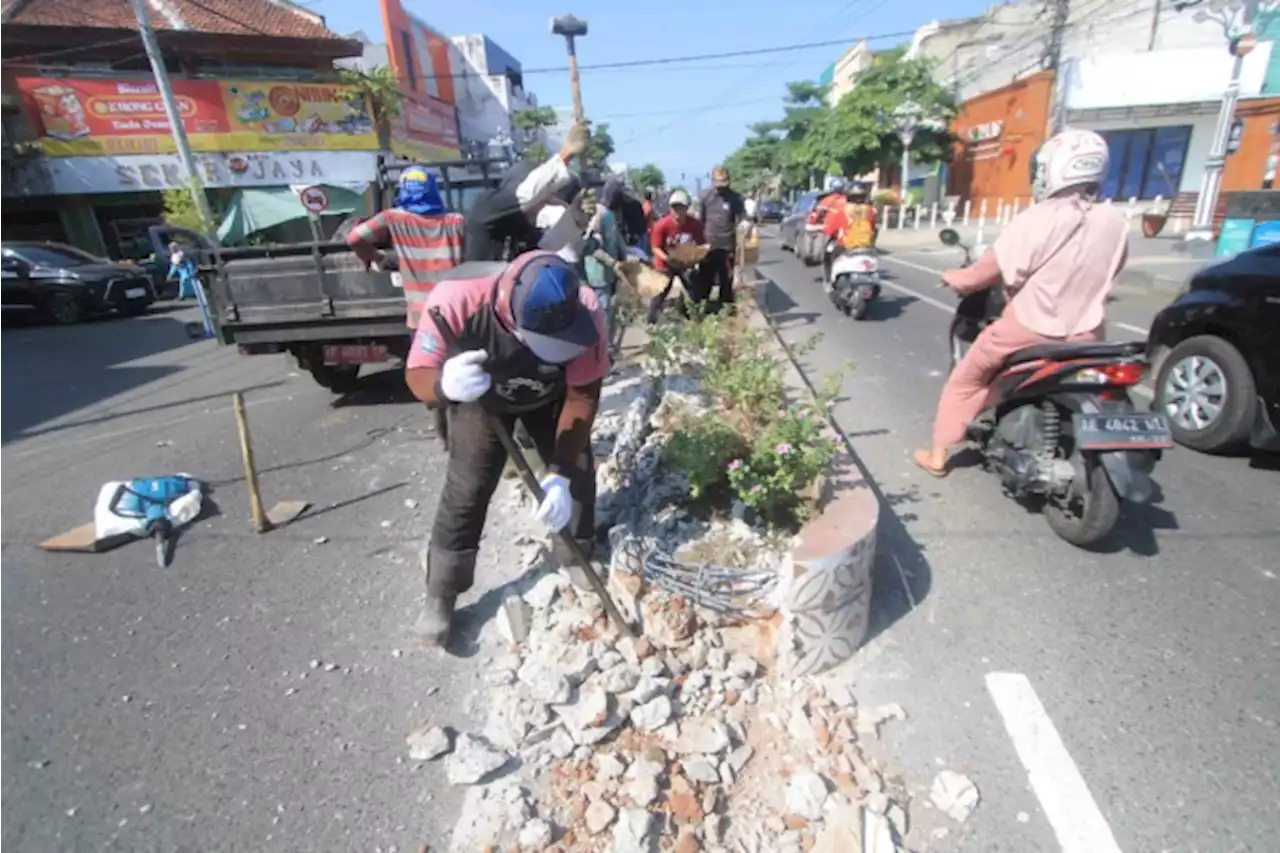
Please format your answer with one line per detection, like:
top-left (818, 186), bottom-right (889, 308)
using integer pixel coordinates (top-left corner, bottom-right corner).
top-left (1074, 413), bottom-right (1174, 450)
top-left (323, 344), bottom-right (389, 365)
top-left (124, 287), bottom-right (147, 299)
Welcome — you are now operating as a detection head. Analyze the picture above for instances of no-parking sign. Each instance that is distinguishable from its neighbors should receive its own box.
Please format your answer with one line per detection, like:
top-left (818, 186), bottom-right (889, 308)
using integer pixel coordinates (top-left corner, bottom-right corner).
top-left (298, 185), bottom-right (330, 215)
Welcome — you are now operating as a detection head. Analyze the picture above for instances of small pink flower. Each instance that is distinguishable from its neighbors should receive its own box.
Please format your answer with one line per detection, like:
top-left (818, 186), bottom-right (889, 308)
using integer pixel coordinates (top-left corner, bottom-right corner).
top-left (727, 458), bottom-right (743, 472)
top-left (777, 408), bottom-right (787, 418)
top-left (777, 442), bottom-right (792, 455)
top-left (825, 399), bottom-right (836, 408)
top-left (750, 484), bottom-right (763, 494)
top-left (797, 410), bottom-right (808, 419)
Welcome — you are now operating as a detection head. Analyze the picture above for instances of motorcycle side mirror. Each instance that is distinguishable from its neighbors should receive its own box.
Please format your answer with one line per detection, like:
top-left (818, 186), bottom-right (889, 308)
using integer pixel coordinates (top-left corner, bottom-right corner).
top-left (939, 228), bottom-right (961, 247)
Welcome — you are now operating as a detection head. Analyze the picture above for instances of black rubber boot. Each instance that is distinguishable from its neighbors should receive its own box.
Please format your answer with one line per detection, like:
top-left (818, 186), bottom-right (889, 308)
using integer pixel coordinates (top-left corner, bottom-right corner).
top-left (412, 548), bottom-right (477, 648)
top-left (412, 594), bottom-right (457, 647)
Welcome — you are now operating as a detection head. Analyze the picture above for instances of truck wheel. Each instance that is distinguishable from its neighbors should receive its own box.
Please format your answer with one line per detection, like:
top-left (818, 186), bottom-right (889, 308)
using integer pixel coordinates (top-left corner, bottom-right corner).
top-left (1154, 335), bottom-right (1256, 453)
top-left (309, 363), bottom-right (361, 394)
top-left (44, 292), bottom-right (84, 325)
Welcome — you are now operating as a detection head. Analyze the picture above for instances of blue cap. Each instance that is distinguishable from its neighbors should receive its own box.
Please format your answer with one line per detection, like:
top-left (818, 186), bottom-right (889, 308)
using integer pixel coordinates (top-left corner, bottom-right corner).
top-left (508, 254), bottom-right (598, 364)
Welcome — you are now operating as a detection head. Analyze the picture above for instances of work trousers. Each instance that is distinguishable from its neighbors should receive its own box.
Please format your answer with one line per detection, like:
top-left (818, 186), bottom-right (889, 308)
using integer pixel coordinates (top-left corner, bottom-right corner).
top-left (645, 269), bottom-right (701, 324)
top-left (425, 399), bottom-right (596, 597)
top-left (699, 247), bottom-right (737, 309)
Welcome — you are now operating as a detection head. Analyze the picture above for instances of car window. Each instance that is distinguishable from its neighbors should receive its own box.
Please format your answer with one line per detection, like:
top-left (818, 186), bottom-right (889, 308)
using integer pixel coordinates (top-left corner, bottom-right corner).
top-left (796, 193), bottom-right (818, 214)
top-left (11, 245), bottom-right (102, 268)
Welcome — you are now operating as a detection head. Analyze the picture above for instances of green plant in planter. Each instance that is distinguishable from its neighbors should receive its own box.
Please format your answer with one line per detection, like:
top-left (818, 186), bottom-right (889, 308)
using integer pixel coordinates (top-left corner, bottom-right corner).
top-left (662, 412), bottom-right (749, 499)
top-left (726, 406), bottom-right (838, 526)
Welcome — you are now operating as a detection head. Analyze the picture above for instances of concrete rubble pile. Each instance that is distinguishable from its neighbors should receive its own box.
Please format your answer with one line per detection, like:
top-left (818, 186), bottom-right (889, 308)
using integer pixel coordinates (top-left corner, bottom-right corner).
top-left (407, 366), bottom-right (938, 852)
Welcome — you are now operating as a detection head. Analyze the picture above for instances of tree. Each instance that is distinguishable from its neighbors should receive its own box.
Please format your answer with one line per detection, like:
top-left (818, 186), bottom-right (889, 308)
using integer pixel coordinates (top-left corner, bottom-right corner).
top-left (814, 50), bottom-right (957, 180)
top-left (511, 106), bottom-right (558, 161)
top-left (631, 163), bottom-right (665, 192)
top-left (161, 186), bottom-right (210, 232)
top-left (337, 65), bottom-right (406, 149)
top-left (585, 122), bottom-right (615, 167)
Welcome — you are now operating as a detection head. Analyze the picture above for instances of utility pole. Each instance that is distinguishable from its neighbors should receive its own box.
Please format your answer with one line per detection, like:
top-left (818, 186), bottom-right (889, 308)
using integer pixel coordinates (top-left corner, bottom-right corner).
top-left (1184, 0), bottom-right (1262, 244)
top-left (128, 0), bottom-right (217, 233)
top-left (1044, 0), bottom-right (1071, 135)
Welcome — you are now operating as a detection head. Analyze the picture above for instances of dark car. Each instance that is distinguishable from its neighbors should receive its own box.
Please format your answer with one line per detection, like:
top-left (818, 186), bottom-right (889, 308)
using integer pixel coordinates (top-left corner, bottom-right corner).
top-left (1, 242), bottom-right (156, 324)
top-left (1145, 241), bottom-right (1280, 453)
top-left (778, 191), bottom-right (821, 253)
top-left (757, 199), bottom-right (785, 223)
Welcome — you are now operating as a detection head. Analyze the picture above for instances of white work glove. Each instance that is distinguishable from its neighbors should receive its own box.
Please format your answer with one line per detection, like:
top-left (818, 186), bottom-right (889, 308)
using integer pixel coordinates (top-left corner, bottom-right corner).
top-left (533, 474), bottom-right (572, 533)
top-left (439, 350), bottom-right (492, 403)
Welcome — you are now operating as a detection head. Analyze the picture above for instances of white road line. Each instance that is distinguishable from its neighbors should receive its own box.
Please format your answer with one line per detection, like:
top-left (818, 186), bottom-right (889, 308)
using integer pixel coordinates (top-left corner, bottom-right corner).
top-left (986, 672), bottom-right (1125, 853)
top-left (878, 256), bottom-right (1155, 399)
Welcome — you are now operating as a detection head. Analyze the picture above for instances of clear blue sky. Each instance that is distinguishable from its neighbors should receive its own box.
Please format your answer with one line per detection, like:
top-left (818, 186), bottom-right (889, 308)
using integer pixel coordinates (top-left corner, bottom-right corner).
top-left (314, 0), bottom-right (994, 182)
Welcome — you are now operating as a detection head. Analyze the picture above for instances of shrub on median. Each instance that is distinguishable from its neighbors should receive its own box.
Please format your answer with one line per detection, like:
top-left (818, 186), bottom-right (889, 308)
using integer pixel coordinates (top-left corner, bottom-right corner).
top-left (648, 305), bottom-right (846, 528)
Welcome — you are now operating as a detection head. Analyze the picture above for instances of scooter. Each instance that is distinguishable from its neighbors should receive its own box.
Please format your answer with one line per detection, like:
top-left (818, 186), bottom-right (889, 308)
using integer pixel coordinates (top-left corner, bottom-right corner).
top-left (823, 238), bottom-right (881, 320)
top-left (938, 228), bottom-right (1173, 548)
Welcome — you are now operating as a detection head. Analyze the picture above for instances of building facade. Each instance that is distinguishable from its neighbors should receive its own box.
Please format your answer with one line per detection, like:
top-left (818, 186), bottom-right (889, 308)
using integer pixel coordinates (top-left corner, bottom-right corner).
top-left (916, 0), bottom-right (1280, 214)
top-left (1, 0), bottom-right (372, 255)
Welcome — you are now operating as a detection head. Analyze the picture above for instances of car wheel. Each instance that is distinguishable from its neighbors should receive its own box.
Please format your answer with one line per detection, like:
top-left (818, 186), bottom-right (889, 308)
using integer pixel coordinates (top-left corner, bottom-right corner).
top-left (44, 292), bottom-right (84, 325)
top-left (1154, 334), bottom-right (1256, 453)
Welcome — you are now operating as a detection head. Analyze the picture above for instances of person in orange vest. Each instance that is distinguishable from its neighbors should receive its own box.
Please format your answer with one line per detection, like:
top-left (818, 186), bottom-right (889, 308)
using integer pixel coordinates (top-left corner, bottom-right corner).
top-left (799, 179), bottom-right (849, 263)
top-left (821, 181), bottom-right (878, 282)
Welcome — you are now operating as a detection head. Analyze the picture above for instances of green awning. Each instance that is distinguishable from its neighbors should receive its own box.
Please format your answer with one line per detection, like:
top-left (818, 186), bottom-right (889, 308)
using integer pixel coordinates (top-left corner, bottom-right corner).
top-left (217, 184), bottom-right (369, 244)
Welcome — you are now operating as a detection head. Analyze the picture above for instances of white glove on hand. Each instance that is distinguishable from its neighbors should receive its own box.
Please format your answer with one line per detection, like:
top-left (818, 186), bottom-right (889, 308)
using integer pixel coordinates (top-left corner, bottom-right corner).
top-left (440, 350), bottom-right (492, 403)
top-left (533, 474), bottom-right (572, 533)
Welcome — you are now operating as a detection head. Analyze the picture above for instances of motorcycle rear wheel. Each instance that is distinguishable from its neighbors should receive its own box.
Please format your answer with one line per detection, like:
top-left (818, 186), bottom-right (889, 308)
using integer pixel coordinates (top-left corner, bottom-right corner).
top-left (1043, 461), bottom-right (1119, 548)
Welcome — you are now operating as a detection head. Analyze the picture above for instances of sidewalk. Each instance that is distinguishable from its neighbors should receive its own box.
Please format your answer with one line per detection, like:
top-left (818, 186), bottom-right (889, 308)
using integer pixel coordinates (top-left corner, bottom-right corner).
top-left (873, 224), bottom-right (1208, 296)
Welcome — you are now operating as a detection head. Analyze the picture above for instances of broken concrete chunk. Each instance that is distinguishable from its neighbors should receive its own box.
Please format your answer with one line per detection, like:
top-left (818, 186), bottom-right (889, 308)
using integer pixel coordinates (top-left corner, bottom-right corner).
top-left (630, 695), bottom-right (673, 732)
top-left (547, 726), bottom-right (576, 759)
top-left (599, 664), bottom-right (641, 694)
top-left (406, 724), bottom-right (453, 761)
top-left (683, 757), bottom-right (721, 784)
top-left (674, 718), bottom-right (731, 756)
top-left (595, 752), bottom-right (627, 780)
top-left (523, 573), bottom-right (565, 610)
top-left (622, 772), bottom-right (659, 808)
top-left (630, 674), bottom-right (671, 705)
top-left (517, 817), bottom-right (554, 851)
top-left (727, 652), bottom-right (760, 680)
top-left (612, 807), bottom-right (656, 853)
top-left (785, 768), bottom-right (830, 821)
top-left (498, 597), bottom-right (533, 644)
top-left (727, 744), bottom-right (754, 775)
top-left (930, 770), bottom-right (980, 823)
top-left (586, 800), bottom-right (618, 835)
top-left (445, 734), bottom-right (511, 785)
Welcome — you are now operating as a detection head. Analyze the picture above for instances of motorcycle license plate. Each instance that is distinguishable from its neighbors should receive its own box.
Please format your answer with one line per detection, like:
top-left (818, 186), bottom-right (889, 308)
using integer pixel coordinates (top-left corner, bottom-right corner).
top-left (389, 271), bottom-right (403, 289)
top-left (323, 344), bottom-right (389, 365)
top-left (1074, 413), bottom-right (1174, 450)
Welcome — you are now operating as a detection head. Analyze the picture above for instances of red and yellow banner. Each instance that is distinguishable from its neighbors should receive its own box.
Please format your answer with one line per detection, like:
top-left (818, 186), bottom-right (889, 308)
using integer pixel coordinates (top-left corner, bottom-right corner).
top-left (18, 76), bottom-right (379, 157)
top-left (389, 98), bottom-right (461, 161)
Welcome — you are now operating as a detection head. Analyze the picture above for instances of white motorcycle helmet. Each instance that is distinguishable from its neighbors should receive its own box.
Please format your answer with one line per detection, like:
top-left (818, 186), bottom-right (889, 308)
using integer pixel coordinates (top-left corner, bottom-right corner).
top-left (1029, 128), bottom-right (1110, 202)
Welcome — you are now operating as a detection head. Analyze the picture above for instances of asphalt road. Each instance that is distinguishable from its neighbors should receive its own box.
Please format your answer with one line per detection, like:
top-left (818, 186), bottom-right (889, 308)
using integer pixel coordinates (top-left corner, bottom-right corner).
top-left (0, 305), bottom-right (539, 852)
top-left (756, 236), bottom-right (1279, 852)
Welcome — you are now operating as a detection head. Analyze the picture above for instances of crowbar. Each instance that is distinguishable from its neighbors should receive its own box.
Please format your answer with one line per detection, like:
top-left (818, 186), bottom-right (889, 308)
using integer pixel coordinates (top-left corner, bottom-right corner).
top-left (428, 308), bottom-right (636, 638)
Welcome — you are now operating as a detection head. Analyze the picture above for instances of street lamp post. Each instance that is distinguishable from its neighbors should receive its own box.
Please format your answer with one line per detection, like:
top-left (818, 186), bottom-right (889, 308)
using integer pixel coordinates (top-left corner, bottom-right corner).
top-left (892, 101), bottom-right (943, 203)
top-left (1181, 0), bottom-right (1271, 243)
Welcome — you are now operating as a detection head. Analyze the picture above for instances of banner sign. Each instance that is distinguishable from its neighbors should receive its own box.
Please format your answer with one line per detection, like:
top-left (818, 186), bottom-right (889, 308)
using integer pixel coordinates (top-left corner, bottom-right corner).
top-left (17, 77), bottom-right (378, 157)
top-left (378, 0), bottom-right (463, 158)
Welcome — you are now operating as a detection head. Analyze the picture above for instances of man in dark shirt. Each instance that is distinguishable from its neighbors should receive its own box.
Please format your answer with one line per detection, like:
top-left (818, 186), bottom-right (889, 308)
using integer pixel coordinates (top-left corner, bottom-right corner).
top-left (697, 166), bottom-right (746, 311)
top-left (464, 122), bottom-right (589, 262)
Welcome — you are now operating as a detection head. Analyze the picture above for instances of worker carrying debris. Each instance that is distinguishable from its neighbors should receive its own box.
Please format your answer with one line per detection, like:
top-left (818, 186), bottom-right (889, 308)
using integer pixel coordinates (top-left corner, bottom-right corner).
top-left (404, 248), bottom-right (609, 647)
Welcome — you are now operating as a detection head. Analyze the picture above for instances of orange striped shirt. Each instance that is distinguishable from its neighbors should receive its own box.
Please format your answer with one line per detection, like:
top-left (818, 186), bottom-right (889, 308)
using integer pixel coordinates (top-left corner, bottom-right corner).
top-left (348, 209), bottom-right (466, 328)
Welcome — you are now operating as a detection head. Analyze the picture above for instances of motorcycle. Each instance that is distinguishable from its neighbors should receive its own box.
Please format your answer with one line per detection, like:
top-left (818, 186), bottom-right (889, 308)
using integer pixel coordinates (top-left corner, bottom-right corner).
top-left (823, 238), bottom-right (881, 320)
top-left (938, 227), bottom-right (1173, 548)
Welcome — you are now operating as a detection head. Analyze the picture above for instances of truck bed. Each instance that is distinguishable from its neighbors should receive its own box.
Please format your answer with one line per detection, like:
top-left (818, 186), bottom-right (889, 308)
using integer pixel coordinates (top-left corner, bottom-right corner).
top-left (209, 242), bottom-right (407, 345)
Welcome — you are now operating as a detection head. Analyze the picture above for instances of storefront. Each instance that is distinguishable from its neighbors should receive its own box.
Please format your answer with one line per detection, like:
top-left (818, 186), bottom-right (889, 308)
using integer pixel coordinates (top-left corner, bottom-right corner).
top-left (4, 75), bottom-right (381, 255)
top-left (946, 71), bottom-right (1054, 206)
top-left (1062, 42), bottom-right (1276, 200)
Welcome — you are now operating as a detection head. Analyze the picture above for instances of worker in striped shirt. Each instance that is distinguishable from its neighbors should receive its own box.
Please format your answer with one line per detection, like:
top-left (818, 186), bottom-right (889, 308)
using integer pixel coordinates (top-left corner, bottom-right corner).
top-left (347, 166), bottom-right (465, 329)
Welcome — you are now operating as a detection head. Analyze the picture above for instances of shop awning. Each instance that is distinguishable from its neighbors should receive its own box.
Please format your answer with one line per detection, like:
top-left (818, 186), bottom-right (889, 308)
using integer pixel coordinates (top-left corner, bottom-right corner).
top-left (216, 184), bottom-right (369, 244)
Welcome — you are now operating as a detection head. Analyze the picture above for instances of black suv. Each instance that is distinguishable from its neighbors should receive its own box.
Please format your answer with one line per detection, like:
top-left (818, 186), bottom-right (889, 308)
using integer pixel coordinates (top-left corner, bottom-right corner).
top-left (1, 242), bottom-right (156, 324)
top-left (1146, 242), bottom-right (1280, 453)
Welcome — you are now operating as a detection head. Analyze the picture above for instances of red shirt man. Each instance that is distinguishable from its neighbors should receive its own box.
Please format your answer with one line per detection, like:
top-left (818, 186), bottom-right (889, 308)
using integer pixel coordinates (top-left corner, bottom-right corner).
top-left (650, 189), bottom-right (705, 274)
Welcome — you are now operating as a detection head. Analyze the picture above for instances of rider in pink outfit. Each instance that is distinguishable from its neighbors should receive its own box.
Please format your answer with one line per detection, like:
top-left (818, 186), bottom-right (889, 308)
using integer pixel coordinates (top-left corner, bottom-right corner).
top-left (915, 129), bottom-right (1130, 476)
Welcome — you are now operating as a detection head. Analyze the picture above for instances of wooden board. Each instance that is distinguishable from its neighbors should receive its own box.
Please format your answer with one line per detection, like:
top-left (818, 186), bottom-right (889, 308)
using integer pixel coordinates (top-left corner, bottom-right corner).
top-left (39, 523), bottom-right (136, 554)
top-left (265, 500), bottom-right (310, 528)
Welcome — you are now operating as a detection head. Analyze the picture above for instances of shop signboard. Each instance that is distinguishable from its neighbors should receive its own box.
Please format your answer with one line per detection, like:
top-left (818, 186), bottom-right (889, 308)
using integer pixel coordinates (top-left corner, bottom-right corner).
top-left (389, 97), bottom-right (462, 161)
top-left (19, 151), bottom-right (379, 196)
top-left (17, 76), bottom-right (378, 157)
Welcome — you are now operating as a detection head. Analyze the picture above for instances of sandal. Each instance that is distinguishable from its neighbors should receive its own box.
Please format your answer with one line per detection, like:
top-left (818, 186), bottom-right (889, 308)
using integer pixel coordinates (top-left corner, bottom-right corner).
top-left (913, 449), bottom-right (949, 478)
